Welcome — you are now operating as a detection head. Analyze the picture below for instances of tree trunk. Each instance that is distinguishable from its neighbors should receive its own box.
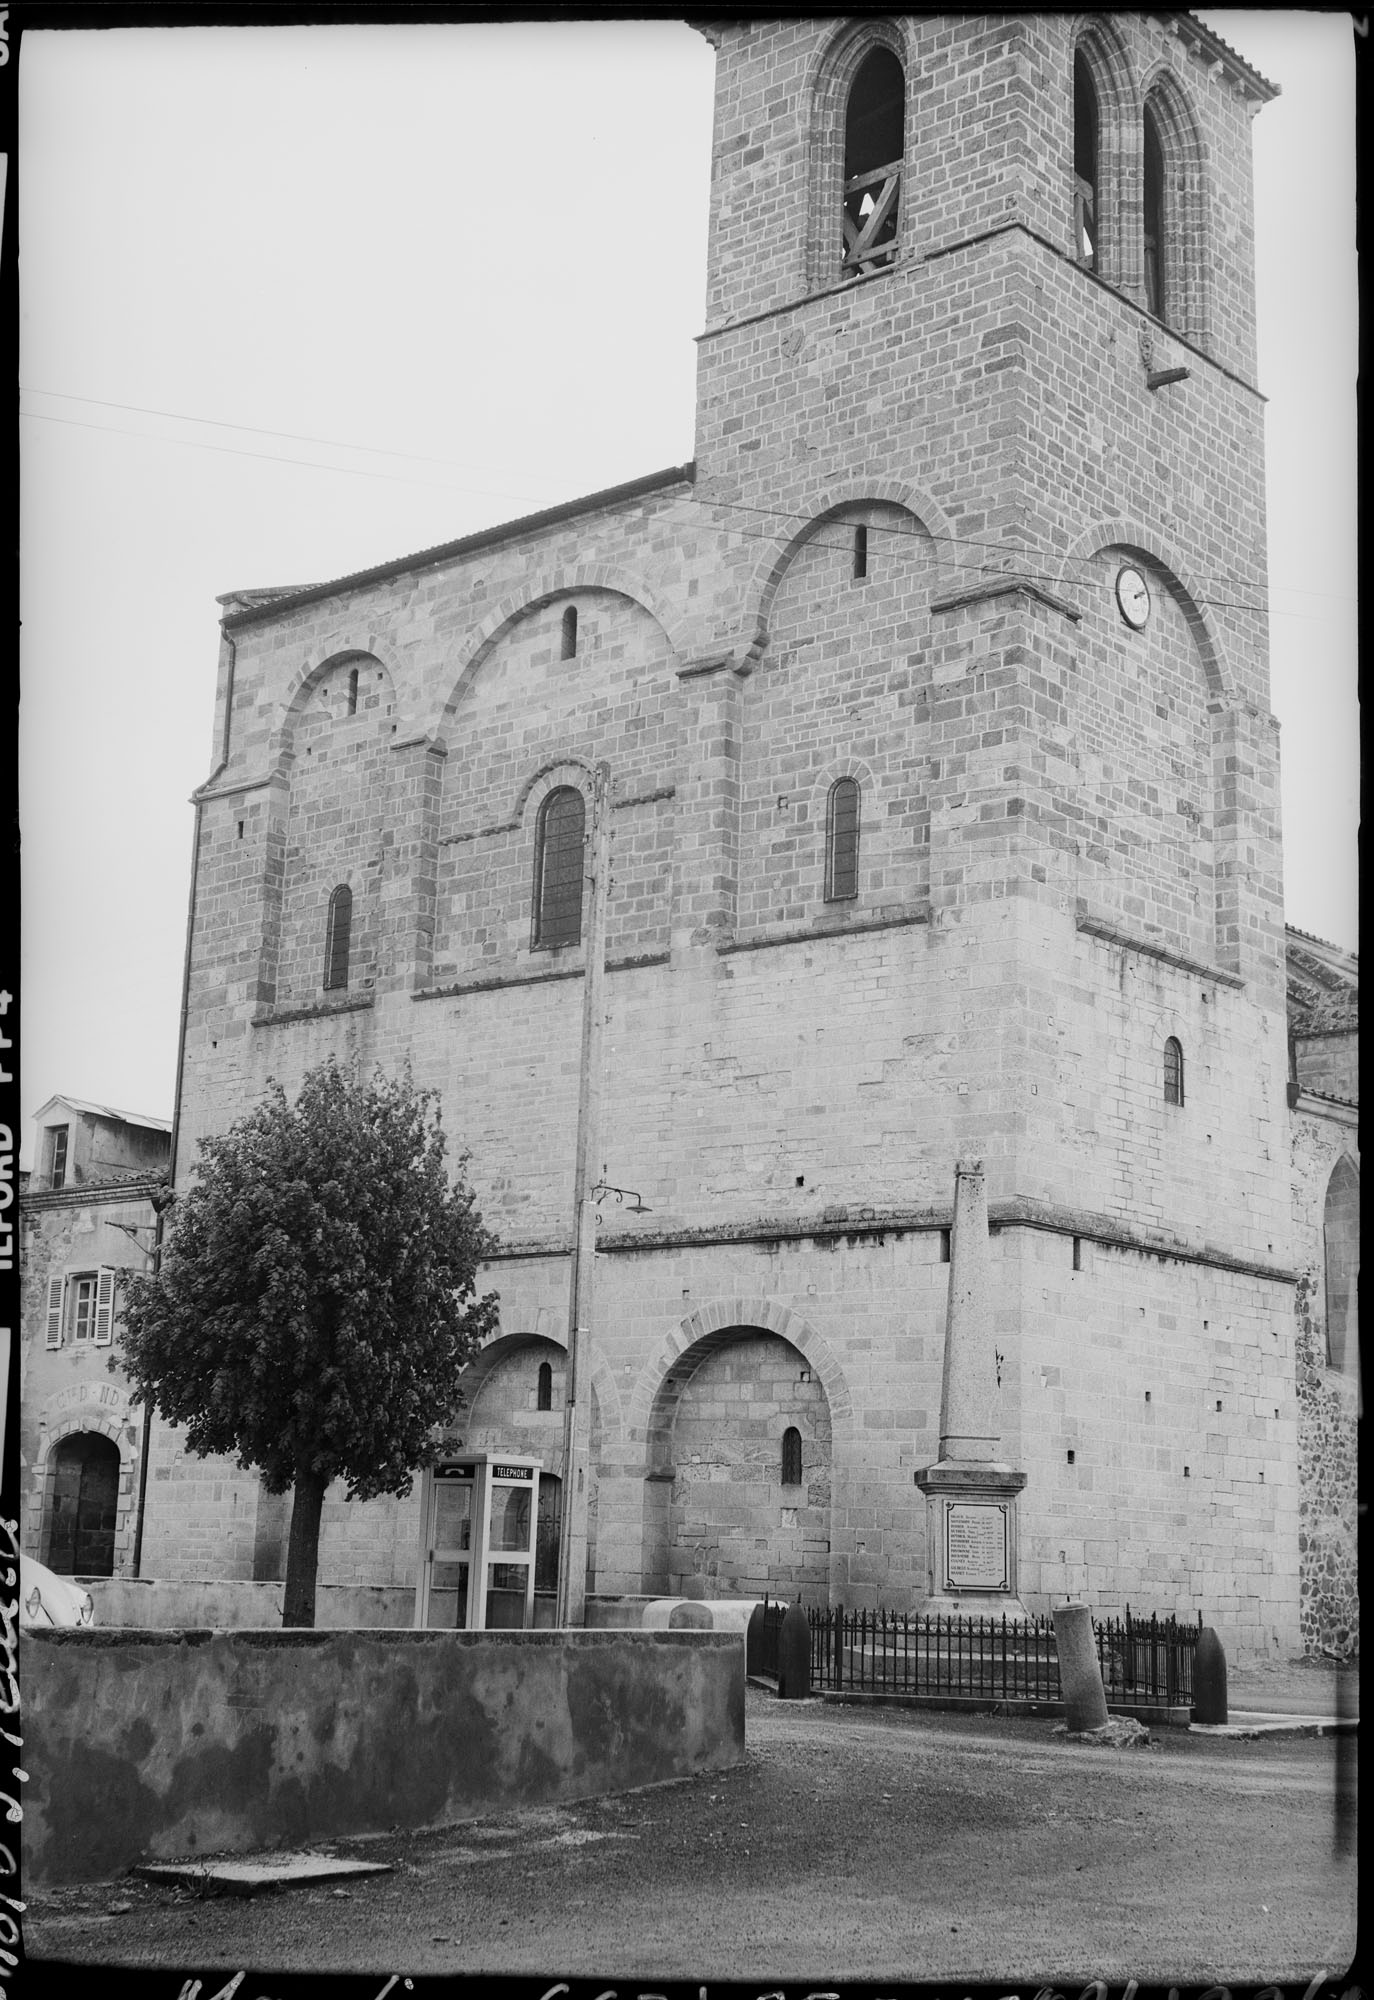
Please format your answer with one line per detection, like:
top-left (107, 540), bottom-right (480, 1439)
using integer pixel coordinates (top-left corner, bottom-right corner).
top-left (282, 1469), bottom-right (327, 1627)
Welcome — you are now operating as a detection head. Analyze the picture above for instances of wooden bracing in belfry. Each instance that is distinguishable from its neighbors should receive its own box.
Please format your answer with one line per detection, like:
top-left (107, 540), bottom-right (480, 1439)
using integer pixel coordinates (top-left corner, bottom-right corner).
top-left (842, 159), bottom-right (901, 273)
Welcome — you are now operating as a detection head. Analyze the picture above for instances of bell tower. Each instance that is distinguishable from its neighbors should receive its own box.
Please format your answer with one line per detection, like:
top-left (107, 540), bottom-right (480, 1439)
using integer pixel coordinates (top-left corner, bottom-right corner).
top-left (687, 15), bottom-right (1294, 1624)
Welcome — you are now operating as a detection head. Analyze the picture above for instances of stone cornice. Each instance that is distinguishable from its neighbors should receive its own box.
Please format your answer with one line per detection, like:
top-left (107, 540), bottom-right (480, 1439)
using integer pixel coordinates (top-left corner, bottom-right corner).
top-left (485, 1200), bottom-right (1296, 1286)
top-left (931, 578), bottom-right (1081, 623)
top-left (1076, 913), bottom-right (1245, 990)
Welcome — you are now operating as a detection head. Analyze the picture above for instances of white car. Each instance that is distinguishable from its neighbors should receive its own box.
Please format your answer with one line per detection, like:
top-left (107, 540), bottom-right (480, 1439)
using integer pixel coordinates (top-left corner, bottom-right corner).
top-left (19, 1554), bottom-right (95, 1627)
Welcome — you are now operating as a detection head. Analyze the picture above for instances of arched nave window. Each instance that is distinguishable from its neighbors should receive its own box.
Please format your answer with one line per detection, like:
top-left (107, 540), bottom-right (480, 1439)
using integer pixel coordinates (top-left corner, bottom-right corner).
top-left (532, 787), bottom-right (586, 949)
top-left (323, 885), bottom-right (353, 991)
top-left (824, 777), bottom-right (861, 902)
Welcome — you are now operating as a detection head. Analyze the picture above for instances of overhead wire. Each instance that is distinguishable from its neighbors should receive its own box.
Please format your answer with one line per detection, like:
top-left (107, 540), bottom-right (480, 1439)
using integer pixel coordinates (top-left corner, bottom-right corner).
top-left (20, 389), bottom-right (1352, 618)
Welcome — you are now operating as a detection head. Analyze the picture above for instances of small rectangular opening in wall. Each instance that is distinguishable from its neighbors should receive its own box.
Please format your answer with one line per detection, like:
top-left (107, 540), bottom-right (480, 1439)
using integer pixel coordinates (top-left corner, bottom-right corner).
top-left (1066, 1450), bottom-right (1075, 1465)
top-left (1216, 1400), bottom-right (1222, 1412)
top-left (939, 1228), bottom-right (951, 1263)
top-left (1145, 1390), bottom-right (1152, 1403)
top-left (237, 821), bottom-right (245, 839)
top-left (852, 524), bottom-right (868, 580)
top-left (1183, 1466), bottom-right (1190, 1477)
top-left (1072, 1236), bottom-right (1082, 1272)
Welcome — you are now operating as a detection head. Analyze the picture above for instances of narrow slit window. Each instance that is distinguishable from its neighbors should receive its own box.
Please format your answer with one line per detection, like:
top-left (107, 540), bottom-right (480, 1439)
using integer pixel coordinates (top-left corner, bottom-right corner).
top-left (323, 884), bottom-right (353, 990)
top-left (1163, 1036), bottom-right (1184, 1107)
top-left (1322, 1157), bottom-right (1359, 1372)
top-left (1143, 102), bottom-right (1166, 320)
top-left (533, 787), bottom-right (586, 948)
top-left (1073, 50), bottom-right (1099, 269)
top-left (852, 523), bottom-right (869, 580)
top-left (825, 776), bottom-right (861, 901)
top-left (346, 666), bottom-right (359, 715)
top-left (843, 47), bottom-right (905, 276)
top-left (536, 1360), bottom-right (553, 1411)
top-left (781, 1426), bottom-right (803, 1487)
top-left (560, 606), bottom-right (578, 660)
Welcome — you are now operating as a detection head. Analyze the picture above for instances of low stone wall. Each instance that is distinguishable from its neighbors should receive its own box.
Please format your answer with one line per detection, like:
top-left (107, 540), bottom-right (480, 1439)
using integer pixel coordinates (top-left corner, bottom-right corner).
top-left (23, 1627), bottom-right (746, 1887)
top-left (84, 1578), bottom-right (415, 1629)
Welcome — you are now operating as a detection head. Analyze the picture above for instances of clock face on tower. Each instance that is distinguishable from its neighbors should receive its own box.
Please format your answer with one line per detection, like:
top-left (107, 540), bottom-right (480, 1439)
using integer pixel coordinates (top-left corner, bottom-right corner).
top-left (1115, 564), bottom-right (1152, 629)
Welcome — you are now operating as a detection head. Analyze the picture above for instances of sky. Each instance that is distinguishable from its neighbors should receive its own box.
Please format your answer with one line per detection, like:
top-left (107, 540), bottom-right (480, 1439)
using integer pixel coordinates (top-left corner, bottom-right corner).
top-left (17, 13), bottom-right (1358, 1156)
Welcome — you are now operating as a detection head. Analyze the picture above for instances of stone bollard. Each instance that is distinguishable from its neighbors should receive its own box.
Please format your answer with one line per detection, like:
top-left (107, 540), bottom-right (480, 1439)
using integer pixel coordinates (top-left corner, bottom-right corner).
top-left (745, 1602), bottom-right (765, 1678)
top-left (1053, 1601), bottom-right (1109, 1732)
top-left (1192, 1626), bottom-right (1227, 1724)
top-left (777, 1601), bottom-right (811, 1700)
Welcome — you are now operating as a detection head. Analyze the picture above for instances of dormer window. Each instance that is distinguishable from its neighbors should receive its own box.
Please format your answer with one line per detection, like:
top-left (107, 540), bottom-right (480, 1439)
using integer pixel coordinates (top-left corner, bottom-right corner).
top-left (843, 48), bottom-right (904, 276)
top-left (45, 1123), bottom-right (70, 1191)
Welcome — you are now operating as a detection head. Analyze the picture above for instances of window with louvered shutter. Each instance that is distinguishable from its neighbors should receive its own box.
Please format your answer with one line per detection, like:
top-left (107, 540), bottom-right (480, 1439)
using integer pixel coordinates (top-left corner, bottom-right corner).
top-left (94, 1267), bottom-right (117, 1346)
top-left (45, 1275), bottom-right (65, 1349)
top-left (323, 884), bottom-right (353, 990)
top-left (533, 788), bottom-right (585, 948)
top-left (825, 777), bottom-right (861, 901)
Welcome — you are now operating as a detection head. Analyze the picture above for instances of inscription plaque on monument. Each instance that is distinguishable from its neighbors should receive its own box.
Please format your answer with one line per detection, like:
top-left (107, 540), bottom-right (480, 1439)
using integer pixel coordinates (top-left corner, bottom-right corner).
top-left (944, 1501), bottom-right (1009, 1591)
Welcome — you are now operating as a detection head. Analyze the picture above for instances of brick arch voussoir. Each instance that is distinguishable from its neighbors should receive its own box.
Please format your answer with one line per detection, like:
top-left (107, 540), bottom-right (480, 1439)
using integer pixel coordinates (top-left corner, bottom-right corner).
top-left (746, 482), bottom-right (956, 662)
top-left (1324, 1152), bottom-right (1360, 1202)
top-left (1071, 11), bottom-right (1141, 123)
top-left (271, 641), bottom-right (404, 772)
top-left (37, 1413), bottom-right (128, 1468)
top-left (511, 757), bottom-right (596, 832)
top-left (1056, 518), bottom-right (1232, 702)
top-left (1138, 61), bottom-right (1212, 342)
top-left (428, 566), bottom-right (687, 752)
top-left (1138, 58), bottom-right (1208, 164)
top-left (629, 1298), bottom-right (853, 1447)
top-left (802, 16), bottom-right (920, 289)
top-left (460, 1325), bottom-right (623, 1441)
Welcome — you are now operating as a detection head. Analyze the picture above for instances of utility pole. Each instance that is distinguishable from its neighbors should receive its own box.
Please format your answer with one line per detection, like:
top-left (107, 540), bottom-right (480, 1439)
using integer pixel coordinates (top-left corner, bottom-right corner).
top-left (555, 761), bottom-right (612, 1628)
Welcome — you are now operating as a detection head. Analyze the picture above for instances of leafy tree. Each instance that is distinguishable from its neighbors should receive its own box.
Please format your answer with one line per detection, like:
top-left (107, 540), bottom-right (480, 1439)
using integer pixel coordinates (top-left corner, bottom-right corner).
top-left (118, 1060), bottom-right (499, 1625)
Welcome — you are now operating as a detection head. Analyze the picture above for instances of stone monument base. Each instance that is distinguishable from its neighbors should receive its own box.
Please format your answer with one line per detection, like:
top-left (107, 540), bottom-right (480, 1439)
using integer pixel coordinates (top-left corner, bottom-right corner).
top-left (915, 1459), bottom-right (1030, 1622)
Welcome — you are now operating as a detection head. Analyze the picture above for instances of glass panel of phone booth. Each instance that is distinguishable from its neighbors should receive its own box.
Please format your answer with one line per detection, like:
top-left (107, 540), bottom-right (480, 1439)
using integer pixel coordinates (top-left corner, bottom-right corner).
top-left (486, 1560), bottom-right (531, 1629)
top-left (490, 1482), bottom-right (532, 1553)
top-left (425, 1473), bottom-right (475, 1628)
top-left (426, 1559), bottom-right (470, 1629)
top-left (433, 1478), bottom-right (473, 1551)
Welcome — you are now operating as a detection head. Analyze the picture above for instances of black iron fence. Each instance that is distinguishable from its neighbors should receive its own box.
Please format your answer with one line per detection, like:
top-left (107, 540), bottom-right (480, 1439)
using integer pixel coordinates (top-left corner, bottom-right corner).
top-left (795, 1604), bottom-right (1201, 1708)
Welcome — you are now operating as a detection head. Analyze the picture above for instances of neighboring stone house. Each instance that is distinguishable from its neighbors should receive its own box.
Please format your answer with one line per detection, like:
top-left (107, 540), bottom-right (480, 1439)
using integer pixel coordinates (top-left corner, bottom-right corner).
top-left (116, 14), bottom-right (1354, 1659)
top-left (18, 1097), bottom-right (170, 1576)
top-left (1284, 931), bottom-right (1359, 1656)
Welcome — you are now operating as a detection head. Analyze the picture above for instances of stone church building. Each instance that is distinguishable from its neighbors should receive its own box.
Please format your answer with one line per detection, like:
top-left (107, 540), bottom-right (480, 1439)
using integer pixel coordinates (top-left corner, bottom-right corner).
top-left (112, 14), bottom-right (1357, 1659)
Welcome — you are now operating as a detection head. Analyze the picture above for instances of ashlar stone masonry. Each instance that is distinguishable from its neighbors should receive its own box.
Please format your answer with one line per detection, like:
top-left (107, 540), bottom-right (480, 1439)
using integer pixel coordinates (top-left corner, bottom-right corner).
top-left (128, 15), bottom-right (1357, 1662)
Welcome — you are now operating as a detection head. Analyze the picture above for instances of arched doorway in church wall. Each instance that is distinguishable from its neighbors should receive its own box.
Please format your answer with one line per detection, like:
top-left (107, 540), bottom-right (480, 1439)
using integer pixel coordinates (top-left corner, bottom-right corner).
top-left (45, 1430), bottom-right (121, 1577)
top-left (643, 1328), bottom-right (832, 1600)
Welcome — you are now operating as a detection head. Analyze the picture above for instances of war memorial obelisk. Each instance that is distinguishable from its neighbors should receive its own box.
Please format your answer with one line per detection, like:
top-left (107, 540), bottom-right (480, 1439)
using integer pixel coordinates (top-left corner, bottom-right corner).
top-left (915, 1160), bottom-right (1029, 1617)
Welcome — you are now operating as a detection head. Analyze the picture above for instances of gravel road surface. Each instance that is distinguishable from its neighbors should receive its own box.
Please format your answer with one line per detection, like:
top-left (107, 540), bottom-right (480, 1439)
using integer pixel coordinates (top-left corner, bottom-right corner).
top-left (26, 1685), bottom-right (1356, 1989)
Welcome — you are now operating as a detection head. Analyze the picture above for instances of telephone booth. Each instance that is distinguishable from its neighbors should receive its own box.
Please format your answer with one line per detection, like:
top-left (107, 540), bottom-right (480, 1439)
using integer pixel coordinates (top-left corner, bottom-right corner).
top-left (414, 1452), bottom-right (543, 1630)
